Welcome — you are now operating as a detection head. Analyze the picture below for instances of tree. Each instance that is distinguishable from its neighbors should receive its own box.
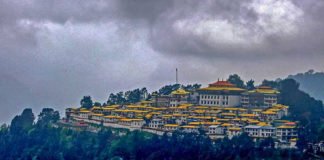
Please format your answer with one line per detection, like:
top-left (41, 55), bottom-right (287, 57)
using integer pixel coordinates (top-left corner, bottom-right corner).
top-left (227, 74), bottom-right (245, 88)
top-left (94, 102), bottom-right (102, 107)
top-left (262, 80), bottom-right (279, 89)
top-left (80, 96), bottom-right (93, 109)
top-left (37, 108), bottom-right (60, 127)
top-left (246, 79), bottom-right (255, 90)
top-left (279, 78), bottom-right (324, 142)
top-left (10, 108), bottom-right (35, 134)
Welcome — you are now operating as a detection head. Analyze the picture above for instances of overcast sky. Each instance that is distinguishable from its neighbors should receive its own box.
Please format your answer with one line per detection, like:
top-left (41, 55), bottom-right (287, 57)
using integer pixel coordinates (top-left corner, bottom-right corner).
top-left (1, 0), bottom-right (324, 123)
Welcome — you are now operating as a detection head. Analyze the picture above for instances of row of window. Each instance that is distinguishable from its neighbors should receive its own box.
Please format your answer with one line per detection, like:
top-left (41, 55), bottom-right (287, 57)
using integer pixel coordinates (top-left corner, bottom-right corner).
top-left (201, 95), bottom-right (229, 99)
top-left (200, 100), bottom-right (228, 105)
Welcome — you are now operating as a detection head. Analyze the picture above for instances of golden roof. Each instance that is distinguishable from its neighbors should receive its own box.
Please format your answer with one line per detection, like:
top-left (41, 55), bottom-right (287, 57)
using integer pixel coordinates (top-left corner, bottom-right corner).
top-left (91, 113), bottom-right (104, 116)
top-left (248, 86), bottom-right (280, 94)
top-left (79, 110), bottom-right (91, 113)
top-left (164, 124), bottom-right (179, 127)
top-left (228, 127), bottom-right (242, 131)
top-left (240, 114), bottom-right (256, 117)
top-left (171, 88), bottom-right (190, 95)
top-left (257, 122), bottom-right (269, 126)
top-left (221, 113), bottom-right (236, 116)
top-left (199, 87), bottom-right (245, 92)
top-left (181, 125), bottom-right (198, 129)
top-left (277, 125), bottom-right (296, 129)
top-left (221, 123), bottom-right (233, 127)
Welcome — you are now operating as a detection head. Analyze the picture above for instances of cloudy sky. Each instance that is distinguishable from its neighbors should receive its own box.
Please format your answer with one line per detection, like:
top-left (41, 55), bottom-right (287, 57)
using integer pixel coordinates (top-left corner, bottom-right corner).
top-left (1, 0), bottom-right (324, 123)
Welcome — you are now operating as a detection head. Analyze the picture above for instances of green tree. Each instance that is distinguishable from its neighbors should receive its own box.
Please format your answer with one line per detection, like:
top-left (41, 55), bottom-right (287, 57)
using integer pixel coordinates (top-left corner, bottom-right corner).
top-left (246, 79), bottom-right (255, 90)
top-left (94, 102), bottom-right (102, 107)
top-left (262, 80), bottom-right (279, 89)
top-left (227, 74), bottom-right (245, 88)
top-left (80, 96), bottom-right (93, 109)
top-left (37, 108), bottom-right (60, 127)
top-left (10, 108), bottom-right (34, 134)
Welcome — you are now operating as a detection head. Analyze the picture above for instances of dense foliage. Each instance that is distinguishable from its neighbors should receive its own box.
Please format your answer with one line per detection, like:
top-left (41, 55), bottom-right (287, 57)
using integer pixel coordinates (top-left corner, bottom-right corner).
top-left (288, 69), bottom-right (324, 101)
top-left (0, 109), bottom-right (305, 160)
top-left (107, 88), bottom-right (149, 105)
top-left (157, 84), bottom-right (201, 95)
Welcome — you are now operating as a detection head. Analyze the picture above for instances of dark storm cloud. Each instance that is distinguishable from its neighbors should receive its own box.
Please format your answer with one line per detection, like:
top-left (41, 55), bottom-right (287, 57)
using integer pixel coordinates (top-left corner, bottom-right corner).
top-left (0, 0), bottom-right (324, 123)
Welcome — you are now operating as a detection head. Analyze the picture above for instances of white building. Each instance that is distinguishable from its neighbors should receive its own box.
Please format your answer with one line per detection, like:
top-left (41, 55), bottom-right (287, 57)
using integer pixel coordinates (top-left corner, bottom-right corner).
top-left (148, 118), bottom-right (164, 129)
top-left (169, 88), bottom-right (190, 107)
top-left (244, 125), bottom-right (276, 138)
top-left (276, 125), bottom-right (298, 142)
top-left (208, 125), bottom-right (226, 135)
top-left (241, 86), bottom-right (279, 108)
top-left (198, 80), bottom-right (245, 107)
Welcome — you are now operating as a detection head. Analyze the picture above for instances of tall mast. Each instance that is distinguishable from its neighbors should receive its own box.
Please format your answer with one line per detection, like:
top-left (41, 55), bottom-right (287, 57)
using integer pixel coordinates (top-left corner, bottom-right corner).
top-left (176, 68), bottom-right (178, 84)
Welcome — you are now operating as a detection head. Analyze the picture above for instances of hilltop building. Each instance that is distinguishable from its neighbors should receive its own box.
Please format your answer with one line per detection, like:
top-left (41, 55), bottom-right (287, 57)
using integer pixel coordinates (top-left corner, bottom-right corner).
top-left (197, 80), bottom-right (246, 107)
top-left (169, 88), bottom-right (190, 107)
top-left (241, 86), bottom-right (279, 108)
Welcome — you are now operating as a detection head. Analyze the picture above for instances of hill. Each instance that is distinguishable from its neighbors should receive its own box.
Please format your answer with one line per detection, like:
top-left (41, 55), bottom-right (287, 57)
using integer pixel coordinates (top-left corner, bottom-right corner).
top-left (288, 70), bottom-right (324, 102)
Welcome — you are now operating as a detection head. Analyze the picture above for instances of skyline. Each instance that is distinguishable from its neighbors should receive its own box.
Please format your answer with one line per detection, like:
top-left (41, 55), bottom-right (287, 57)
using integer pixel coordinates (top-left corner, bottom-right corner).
top-left (1, 0), bottom-right (324, 123)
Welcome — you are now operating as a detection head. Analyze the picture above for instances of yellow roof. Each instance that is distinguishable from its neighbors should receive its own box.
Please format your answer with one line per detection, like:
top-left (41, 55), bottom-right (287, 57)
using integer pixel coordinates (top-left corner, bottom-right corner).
top-left (194, 106), bottom-right (209, 109)
top-left (102, 108), bottom-right (115, 110)
top-left (248, 88), bottom-right (280, 94)
top-left (199, 87), bottom-right (245, 91)
top-left (104, 115), bottom-right (122, 119)
top-left (262, 111), bottom-right (276, 115)
top-left (91, 106), bottom-right (101, 110)
top-left (272, 104), bottom-right (289, 109)
top-left (119, 118), bottom-right (133, 122)
top-left (240, 114), bottom-right (256, 117)
top-left (189, 116), bottom-right (212, 119)
top-left (277, 125), bottom-right (296, 129)
top-left (79, 110), bottom-right (90, 113)
top-left (221, 113), bottom-right (236, 116)
top-left (221, 123), bottom-right (233, 127)
top-left (257, 122), bottom-right (269, 126)
top-left (171, 88), bottom-right (190, 95)
top-left (223, 108), bottom-right (240, 111)
top-left (140, 100), bottom-right (153, 104)
top-left (188, 122), bottom-right (221, 125)
top-left (228, 127), bottom-right (241, 131)
top-left (164, 124), bottom-right (179, 127)
top-left (290, 138), bottom-right (298, 142)
top-left (91, 113), bottom-right (104, 116)
top-left (247, 119), bottom-right (260, 124)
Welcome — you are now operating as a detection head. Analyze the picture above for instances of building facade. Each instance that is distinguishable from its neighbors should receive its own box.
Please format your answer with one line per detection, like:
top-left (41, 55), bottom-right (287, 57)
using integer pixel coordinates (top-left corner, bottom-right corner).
top-left (241, 86), bottom-right (279, 108)
top-left (198, 80), bottom-right (246, 107)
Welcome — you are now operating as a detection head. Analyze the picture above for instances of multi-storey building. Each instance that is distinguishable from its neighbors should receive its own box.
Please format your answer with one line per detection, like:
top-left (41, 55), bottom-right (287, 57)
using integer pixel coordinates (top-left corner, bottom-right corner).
top-left (244, 125), bottom-right (276, 138)
top-left (198, 80), bottom-right (246, 107)
top-left (169, 88), bottom-right (190, 107)
top-left (276, 125), bottom-right (298, 142)
top-left (241, 86), bottom-right (279, 108)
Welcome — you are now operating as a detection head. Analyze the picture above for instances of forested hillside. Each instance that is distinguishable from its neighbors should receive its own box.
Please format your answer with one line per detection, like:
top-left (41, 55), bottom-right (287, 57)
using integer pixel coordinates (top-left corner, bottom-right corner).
top-left (288, 70), bottom-right (324, 102)
top-left (0, 78), bottom-right (323, 159)
top-left (0, 108), bottom-right (305, 159)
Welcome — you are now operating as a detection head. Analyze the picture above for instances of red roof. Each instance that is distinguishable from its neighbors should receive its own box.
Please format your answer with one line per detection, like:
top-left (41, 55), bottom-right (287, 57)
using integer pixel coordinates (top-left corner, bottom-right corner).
top-left (285, 122), bottom-right (296, 126)
top-left (209, 80), bottom-right (235, 87)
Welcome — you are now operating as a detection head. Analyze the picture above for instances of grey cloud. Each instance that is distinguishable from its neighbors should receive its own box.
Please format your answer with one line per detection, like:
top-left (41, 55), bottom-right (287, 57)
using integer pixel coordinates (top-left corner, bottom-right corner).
top-left (0, 0), bottom-right (324, 123)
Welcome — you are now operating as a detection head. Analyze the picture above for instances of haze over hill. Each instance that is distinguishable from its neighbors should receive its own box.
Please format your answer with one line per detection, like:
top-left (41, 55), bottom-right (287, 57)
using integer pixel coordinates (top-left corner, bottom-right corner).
top-left (288, 70), bottom-right (324, 102)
